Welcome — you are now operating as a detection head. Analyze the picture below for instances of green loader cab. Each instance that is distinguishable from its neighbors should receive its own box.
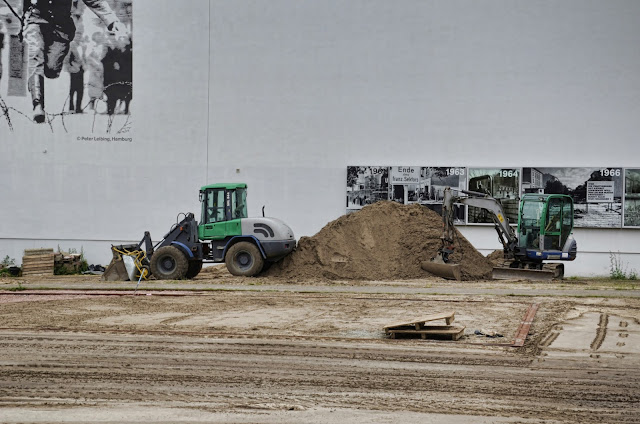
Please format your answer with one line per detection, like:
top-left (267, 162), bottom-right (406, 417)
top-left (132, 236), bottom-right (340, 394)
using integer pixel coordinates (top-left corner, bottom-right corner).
top-left (128, 183), bottom-right (296, 280)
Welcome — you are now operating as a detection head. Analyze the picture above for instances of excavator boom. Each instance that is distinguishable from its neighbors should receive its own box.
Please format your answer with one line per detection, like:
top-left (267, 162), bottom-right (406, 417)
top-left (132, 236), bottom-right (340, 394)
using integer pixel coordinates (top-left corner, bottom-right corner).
top-left (423, 187), bottom-right (518, 279)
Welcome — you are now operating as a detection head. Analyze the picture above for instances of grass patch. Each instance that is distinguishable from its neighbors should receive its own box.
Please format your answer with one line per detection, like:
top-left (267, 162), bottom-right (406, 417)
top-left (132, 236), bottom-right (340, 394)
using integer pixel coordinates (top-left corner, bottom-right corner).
top-left (6, 282), bottom-right (26, 291)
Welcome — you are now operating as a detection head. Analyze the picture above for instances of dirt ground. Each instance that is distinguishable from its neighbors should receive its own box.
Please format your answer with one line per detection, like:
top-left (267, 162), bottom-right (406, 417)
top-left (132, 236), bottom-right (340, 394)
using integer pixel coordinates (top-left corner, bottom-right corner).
top-left (1, 272), bottom-right (639, 423)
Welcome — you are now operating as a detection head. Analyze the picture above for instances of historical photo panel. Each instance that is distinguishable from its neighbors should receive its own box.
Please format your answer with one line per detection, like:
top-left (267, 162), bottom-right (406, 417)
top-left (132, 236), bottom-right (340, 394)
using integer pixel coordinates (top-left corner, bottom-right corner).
top-left (624, 168), bottom-right (640, 228)
top-left (346, 166), bottom-right (467, 224)
top-left (405, 166), bottom-right (467, 224)
top-left (0, 0), bottom-right (132, 135)
top-left (467, 168), bottom-right (520, 225)
top-left (346, 166), bottom-right (389, 213)
top-left (522, 167), bottom-right (623, 228)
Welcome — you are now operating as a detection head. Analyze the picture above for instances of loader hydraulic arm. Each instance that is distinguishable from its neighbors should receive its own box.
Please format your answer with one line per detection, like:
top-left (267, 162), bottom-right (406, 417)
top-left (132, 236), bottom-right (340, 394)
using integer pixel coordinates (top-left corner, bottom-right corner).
top-left (440, 187), bottom-right (518, 256)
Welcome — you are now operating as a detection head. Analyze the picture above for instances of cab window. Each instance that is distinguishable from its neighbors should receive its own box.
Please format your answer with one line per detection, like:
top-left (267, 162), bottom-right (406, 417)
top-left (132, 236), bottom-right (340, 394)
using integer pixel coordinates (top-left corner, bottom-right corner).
top-left (544, 198), bottom-right (563, 250)
top-left (520, 200), bottom-right (543, 249)
top-left (561, 198), bottom-right (573, 247)
top-left (205, 189), bottom-right (226, 223)
top-left (545, 198), bottom-right (562, 233)
top-left (231, 188), bottom-right (247, 219)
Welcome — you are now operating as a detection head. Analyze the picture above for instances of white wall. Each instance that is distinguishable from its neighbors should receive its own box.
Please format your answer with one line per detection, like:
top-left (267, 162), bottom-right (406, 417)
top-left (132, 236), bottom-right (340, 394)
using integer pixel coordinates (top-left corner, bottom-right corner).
top-left (1, 0), bottom-right (209, 263)
top-left (1, 0), bottom-right (639, 276)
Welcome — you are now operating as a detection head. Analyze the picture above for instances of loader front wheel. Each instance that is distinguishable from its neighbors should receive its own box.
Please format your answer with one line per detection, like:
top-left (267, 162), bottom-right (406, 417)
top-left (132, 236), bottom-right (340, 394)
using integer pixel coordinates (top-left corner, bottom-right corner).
top-left (225, 242), bottom-right (264, 276)
top-left (150, 246), bottom-right (189, 280)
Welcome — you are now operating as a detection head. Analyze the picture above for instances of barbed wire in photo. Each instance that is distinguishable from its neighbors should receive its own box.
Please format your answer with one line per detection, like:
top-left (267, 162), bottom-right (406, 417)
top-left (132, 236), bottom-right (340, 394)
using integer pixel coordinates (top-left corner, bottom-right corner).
top-left (0, 94), bottom-right (14, 131)
top-left (0, 80), bottom-right (132, 135)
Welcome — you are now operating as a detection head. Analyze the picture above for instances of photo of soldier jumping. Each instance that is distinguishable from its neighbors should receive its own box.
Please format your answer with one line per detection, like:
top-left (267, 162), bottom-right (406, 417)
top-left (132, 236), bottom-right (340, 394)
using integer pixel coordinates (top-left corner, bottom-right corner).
top-left (21, 0), bottom-right (128, 123)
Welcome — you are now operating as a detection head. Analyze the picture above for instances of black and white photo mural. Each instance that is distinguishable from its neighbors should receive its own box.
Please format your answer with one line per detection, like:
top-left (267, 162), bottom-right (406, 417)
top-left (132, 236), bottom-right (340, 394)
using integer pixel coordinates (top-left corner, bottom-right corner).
top-left (624, 168), bottom-right (640, 228)
top-left (347, 166), bottom-right (637, 229)
top-left (346, 166), bottom-right (389, 213)
top-left (467, 168), bottom-right (520, 224)
top-left (0, 0), bottom-right (133, 135)
top-left (389, 166), bottom-right (421, 204)
top-left (346, 166), bottom-right (466, 223)
top-left (522, 168), bottom-right (623, 228)
top-left (409, 167), bottom-right (466, 224)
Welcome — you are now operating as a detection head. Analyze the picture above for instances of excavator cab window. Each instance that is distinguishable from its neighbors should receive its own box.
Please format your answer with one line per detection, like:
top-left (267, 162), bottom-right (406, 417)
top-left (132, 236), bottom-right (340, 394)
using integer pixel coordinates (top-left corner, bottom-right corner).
top-left (561, 198), bottom-right (573, 248)
top-left (543, 198), bottom-right (563, 250)
top-left (520, 199), bottom-right (544, 249)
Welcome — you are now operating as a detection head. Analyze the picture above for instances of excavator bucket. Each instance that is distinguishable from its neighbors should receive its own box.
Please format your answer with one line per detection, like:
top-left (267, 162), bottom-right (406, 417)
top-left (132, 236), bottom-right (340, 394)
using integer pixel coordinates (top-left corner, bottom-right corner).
top-left (421, 255), bottom-right (462, 281)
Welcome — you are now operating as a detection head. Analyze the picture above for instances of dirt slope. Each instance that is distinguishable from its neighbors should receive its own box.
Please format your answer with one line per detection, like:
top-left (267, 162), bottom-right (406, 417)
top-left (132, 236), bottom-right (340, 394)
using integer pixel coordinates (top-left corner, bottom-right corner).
top-left (266, 201), bottom-right (492, 280)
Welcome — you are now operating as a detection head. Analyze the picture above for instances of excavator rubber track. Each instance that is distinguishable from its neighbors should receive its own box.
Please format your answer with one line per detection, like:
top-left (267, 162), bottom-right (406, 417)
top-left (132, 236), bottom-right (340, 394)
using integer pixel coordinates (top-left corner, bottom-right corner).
top-left (492, 261), bottom-right (564, 281)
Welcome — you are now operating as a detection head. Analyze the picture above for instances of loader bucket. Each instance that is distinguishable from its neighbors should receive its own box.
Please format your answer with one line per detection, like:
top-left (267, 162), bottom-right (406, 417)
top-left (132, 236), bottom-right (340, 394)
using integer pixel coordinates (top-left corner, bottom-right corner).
top-left (102, 257), bottom-right (129, 281)
top-left (421, 255), bottom-right (462, 281)
top-left (101, 243), bottom-right (143, 282)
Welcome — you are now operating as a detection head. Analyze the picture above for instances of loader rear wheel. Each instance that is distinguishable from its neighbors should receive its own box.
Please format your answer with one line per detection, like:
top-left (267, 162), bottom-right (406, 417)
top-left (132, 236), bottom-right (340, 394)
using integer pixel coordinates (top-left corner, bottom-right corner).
top-left (225, 242), bottom-right (264, 276)
top-left (185, 260), bottom-right (203, 279)
top-left (150, 246), bottom-right (189, 280)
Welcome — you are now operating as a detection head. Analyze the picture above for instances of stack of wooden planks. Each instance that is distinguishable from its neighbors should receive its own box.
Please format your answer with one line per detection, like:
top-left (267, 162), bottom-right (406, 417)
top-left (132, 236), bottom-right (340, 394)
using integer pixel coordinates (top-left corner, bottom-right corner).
top-left (21, 248), bottom-right (55, 276)
top-left (384, 311), bottom-right (465, 341)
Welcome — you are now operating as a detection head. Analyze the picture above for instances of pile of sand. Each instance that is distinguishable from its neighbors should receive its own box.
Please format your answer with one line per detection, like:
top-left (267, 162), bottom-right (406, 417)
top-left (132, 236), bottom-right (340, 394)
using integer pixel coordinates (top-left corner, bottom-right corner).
top-left (265, 201), bottom-right (493, 281)
top-left (486, 249), bottom-right (506, 266)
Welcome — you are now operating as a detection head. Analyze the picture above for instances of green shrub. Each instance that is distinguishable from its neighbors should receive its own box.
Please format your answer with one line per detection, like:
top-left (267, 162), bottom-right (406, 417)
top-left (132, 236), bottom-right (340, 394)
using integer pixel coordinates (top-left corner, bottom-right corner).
top-left (0, 256), bottom-right (17, 277)
top-left (609, 251), bottom-right (637, 280)
top-left (1, 255), bottom-right (15, 268)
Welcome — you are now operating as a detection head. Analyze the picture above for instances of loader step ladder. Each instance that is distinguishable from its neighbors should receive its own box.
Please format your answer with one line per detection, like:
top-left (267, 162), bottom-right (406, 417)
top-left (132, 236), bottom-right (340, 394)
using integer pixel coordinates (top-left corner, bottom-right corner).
top-left (384, 311), bottom-right (465, 340)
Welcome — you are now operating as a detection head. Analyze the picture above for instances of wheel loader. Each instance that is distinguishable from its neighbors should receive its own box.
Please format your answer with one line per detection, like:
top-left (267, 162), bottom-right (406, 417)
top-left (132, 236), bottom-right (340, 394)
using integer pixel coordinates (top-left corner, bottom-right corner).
top-left (103, 183), bottom-right (296, 281)
top-left (421, 187), bottom-right (577, 281)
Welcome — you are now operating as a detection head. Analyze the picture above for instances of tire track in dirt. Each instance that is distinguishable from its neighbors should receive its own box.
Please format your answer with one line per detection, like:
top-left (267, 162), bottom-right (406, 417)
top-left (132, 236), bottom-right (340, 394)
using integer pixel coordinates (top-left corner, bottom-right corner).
top-left (1, 330), bottom-right (639, 423)
top-left (591, 313), bottom-right (609, 351)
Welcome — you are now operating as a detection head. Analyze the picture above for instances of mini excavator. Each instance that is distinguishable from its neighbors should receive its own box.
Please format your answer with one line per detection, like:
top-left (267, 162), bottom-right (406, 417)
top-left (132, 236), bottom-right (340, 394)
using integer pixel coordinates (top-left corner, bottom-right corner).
top-left (422, 187), bottom-right (577, 281)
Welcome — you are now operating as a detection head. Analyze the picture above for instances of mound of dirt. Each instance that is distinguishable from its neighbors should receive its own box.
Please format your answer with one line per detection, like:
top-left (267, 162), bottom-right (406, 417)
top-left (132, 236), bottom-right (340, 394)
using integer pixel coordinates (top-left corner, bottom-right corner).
top-left (486, 249), bottom-right (505, 265)
top-left (265, 201), bottom-right (493, 281)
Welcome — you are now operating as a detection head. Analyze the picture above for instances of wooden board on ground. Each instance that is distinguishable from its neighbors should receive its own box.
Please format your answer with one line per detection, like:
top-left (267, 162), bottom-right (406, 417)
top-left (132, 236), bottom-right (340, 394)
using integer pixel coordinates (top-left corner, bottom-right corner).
top-left (512, 303), bottom-right (539, 347)
top-left (386, 325), bottom-right (466, 341)
top-left (383, 311), bottom-right (455, 331)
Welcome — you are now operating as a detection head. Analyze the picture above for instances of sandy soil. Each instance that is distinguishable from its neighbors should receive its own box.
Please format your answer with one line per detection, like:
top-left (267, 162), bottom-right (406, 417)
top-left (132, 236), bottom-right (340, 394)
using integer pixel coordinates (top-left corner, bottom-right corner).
top-left (266, 201), bottom-right (493, 280)
top-left (1, 273), bottom-right (639, 423)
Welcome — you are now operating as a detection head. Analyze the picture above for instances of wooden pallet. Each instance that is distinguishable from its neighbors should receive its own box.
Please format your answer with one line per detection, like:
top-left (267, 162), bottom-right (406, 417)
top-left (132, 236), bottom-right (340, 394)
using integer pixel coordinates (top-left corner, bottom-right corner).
top-left (384, 311), bottom-right (465, 340)
top-left (386, 325), bottom-right (466, 340)
top-left (22, 253), bottom-right (55, 276)
top-left (384, 311), bottom-right (456, 330)
top-left (22, 249), bottom-right (55, 276)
